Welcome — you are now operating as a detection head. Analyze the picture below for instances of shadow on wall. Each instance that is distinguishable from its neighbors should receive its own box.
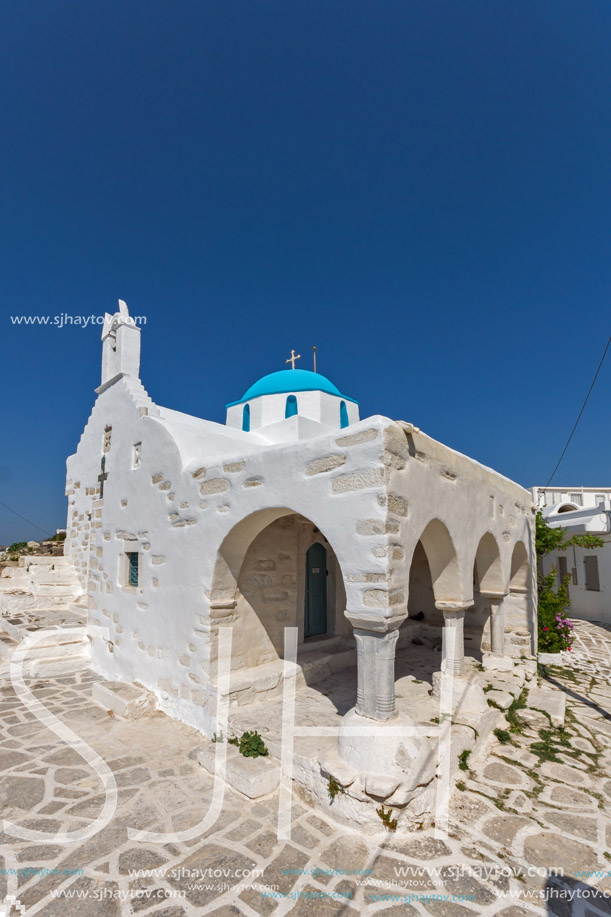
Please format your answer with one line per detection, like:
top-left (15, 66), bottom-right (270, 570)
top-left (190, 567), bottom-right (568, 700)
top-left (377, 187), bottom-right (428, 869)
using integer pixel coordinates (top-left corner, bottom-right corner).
top-left (232, 513), bottom-right (348, 670)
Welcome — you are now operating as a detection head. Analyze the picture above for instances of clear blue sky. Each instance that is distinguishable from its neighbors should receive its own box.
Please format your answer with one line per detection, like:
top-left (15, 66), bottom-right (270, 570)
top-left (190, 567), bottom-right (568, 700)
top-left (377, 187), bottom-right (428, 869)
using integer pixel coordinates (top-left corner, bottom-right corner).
top-left (1, 0), bottom-right (610, 544)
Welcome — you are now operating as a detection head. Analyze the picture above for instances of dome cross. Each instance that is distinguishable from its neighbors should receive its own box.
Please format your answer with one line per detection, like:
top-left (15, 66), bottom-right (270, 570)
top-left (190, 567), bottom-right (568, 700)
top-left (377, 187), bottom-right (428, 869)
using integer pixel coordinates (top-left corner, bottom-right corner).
top-left (286, 349), bottom-right (301, 370)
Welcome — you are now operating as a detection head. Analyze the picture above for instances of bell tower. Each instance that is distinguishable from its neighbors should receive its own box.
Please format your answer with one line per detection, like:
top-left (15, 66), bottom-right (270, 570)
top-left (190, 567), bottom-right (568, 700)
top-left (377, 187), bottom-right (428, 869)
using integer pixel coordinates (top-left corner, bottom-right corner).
top-left (100, 299), bottom-right (141, 387)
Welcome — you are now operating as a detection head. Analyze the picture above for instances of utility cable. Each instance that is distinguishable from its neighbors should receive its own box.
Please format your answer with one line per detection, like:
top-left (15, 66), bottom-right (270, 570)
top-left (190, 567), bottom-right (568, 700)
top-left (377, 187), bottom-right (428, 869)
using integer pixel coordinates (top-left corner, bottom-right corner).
top-left (545, 334), bottom-right (611, 488)
top-left (0, 498), bottom-right (50, 537)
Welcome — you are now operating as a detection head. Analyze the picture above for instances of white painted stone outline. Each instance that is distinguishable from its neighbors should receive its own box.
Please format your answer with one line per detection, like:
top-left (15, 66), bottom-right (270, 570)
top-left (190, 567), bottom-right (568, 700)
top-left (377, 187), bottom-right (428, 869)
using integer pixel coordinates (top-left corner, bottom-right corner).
top-left (4, 625), bottom-right (118, 844)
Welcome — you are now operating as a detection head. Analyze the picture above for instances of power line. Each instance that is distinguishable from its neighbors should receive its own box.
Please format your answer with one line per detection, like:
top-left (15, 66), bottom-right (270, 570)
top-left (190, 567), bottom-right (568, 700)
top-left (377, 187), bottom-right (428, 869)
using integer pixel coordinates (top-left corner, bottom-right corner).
top-left (0, 498), bottom-right (50, 537)
top-left (545, 334), bottom-right (611, 488)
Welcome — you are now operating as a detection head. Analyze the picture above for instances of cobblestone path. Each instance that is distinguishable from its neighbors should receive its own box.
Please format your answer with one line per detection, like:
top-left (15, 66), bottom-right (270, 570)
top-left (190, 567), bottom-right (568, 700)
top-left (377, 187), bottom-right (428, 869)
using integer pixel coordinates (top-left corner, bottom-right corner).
top-left (1, 619), bottom-right (611, 915)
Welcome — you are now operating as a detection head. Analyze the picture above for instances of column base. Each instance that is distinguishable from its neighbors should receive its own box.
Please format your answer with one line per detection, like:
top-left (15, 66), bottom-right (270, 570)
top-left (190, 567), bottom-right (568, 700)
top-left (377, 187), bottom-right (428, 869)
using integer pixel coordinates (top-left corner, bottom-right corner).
top-left (481, 652), bottom-right (515, 672)
top-left (431, 671), bottom-right (489, 716)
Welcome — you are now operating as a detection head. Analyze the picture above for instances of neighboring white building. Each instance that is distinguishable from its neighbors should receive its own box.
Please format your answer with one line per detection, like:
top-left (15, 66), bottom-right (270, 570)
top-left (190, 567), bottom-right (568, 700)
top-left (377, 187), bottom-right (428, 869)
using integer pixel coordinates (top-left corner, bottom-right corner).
top-left (64, 301), bottom-right (537, 825)
top-left (532, 486), bottom-right (611, 623)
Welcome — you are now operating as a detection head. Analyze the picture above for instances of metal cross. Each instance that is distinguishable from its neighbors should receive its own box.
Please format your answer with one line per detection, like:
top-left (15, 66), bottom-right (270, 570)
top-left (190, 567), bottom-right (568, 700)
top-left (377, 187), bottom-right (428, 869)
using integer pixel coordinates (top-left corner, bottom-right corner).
top-left (286, 349), bottom-right (301, 370)
top-left (98, 456), bottom-right (109, 498)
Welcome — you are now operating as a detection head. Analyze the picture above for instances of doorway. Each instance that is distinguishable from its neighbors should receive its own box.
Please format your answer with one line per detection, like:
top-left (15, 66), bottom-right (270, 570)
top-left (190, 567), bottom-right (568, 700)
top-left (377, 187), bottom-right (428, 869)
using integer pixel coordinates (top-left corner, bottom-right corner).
top-left (305, 542), bottom-right (328, 638)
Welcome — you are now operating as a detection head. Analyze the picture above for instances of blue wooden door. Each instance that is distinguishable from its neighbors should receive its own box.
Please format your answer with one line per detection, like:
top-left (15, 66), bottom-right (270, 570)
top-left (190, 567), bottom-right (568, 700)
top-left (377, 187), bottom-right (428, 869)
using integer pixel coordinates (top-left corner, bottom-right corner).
top-left (305, 543), bottom-right (327, 637)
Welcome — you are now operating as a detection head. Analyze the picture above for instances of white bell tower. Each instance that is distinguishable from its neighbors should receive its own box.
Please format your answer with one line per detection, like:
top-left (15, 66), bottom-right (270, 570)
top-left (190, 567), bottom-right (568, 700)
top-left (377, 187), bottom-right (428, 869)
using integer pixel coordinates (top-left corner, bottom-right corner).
top-left (100, 300), bottom-right (141, 387)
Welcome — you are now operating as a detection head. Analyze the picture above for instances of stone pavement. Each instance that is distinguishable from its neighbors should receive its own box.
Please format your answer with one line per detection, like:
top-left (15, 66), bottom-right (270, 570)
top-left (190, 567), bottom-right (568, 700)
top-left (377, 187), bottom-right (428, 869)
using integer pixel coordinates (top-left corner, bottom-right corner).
top-left (1, 620), bottom-right (611, 915)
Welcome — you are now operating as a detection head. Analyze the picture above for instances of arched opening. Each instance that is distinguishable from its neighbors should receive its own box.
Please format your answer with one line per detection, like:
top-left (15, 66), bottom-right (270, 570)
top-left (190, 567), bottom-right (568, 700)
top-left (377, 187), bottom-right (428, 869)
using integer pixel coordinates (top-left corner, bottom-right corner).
top-left (285, 394), bottom-right (298, 418)
top-left (418, 519), bottom-right (463, 602)
top-left (242, 403), bottom-right (250, 432)
top-left (339, 400), bottom-right (349, 428)
top-left (557, 504), bottom-right (578, 514)
top-left (469, 533), bottom-right (504, 657)
top-left (510, 541), bottom-right (530, 592)
top-left (396, 521), bottom-right (461, 684)
top-left (208, 510), bottom-right (350, 703)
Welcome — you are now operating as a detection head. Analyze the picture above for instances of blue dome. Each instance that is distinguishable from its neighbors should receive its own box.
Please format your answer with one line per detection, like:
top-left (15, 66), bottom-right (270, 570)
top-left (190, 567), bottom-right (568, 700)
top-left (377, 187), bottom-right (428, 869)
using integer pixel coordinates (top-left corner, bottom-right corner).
top-left (226, 369), bottom-right (358, 407)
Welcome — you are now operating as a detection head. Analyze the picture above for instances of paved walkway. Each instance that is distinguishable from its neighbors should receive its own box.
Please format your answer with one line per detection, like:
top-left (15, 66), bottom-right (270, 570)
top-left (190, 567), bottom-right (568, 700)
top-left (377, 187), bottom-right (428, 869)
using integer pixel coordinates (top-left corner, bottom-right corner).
top-left (1, 620), bottom-right (611, 915)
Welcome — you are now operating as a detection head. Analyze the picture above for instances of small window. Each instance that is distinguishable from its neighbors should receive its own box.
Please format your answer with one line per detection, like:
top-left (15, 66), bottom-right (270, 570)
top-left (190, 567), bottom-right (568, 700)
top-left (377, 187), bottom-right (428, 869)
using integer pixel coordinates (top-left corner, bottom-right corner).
top-left (242, 404), bottom-right (250, 432)
top-left (558, 555), bottom-right (568, 582)
top-left (103, 425), bottom-right (112, 453)
top-left (285, 395), bottom-right (298, 418)
top-left (596, 494), bottom-right (605, 506)
top-left (569, 492), bottom-right (583, 506)
top-left (584, 556), bottom-right (600, 591)
top-left (132, 442), bottom-right (142, 469)
top-left (339, 400), bottom-right (349, 428)
top-left (126, 552), bottom-right (139, 588)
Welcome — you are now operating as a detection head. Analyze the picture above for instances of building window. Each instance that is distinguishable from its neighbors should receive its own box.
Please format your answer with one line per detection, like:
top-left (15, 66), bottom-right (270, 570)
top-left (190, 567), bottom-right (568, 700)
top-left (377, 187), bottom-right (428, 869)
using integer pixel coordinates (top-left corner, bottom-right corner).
top-left (103, 425), bottom-right (112, 453)
top-left (558, 555), bottom-right (568, 584)
top-left (285, 395), bottom-right (298, 418)
top-left (596, 494), bottom-right (606, 506)
top-left (569, 492), bottom-right (583, 506)
top-left (132, 442), bottom-right (142, 469)
top-left (339, 400), bottom-right (349, 428)
top-left (242, 404), bottom-right (250, 432)
top-left (584, 556), bottom-right (600, 592)
top-left (126, 552), bottom-right (139, 588)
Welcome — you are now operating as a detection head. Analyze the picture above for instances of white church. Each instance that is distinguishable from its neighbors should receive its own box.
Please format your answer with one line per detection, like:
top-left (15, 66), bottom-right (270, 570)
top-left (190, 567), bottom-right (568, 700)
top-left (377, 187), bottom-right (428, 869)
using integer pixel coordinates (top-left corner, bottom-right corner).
top-left (64, 301), bottom-right (537, 827)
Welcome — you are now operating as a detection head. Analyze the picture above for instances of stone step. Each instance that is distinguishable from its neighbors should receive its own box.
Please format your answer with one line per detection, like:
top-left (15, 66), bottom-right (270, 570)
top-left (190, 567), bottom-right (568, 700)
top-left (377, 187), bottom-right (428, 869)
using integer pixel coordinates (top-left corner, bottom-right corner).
top-left (17, 636), bottom-right (89, 661)
top-left (197, 743), bottom-right (280, 799)
top-left (0, 632), bottom-right (18, 661)
top-left (30, 572), bottom-right (79, 585)
top-left (27, 654), bottom-right (90, 677)
top-left (27, 584), bottom-right (81, 597)
top-left (92, 681), bottom-right (156, 719)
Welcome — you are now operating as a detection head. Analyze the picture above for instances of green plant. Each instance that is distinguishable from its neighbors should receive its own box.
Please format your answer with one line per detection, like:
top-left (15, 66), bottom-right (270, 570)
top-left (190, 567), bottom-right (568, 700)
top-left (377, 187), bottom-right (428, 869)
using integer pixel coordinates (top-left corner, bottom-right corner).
top-left (494, 728), bottom-right (511, 745)
top-left (8, 542), bottom-right (27, 554)
top-left (376, 806), bottom-right (397, 831)
top-left (328, 775), bottom-right (345, 801)
top-left (536, 511), bottom-right (603, 652)
top-left (230, 730), bottom-right (269, 758)
top-left (456, 781), bottom-right (466, 791)
top-left (506, 690), bottom-right (528, 735)
top-left (458, 749), bottom-right (471, 771)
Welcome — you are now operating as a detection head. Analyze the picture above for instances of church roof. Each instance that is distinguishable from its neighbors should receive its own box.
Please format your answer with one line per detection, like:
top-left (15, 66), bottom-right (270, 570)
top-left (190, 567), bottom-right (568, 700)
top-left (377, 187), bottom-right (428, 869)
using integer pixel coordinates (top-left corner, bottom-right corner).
top-left (226, 369), bottom-right (358, 407)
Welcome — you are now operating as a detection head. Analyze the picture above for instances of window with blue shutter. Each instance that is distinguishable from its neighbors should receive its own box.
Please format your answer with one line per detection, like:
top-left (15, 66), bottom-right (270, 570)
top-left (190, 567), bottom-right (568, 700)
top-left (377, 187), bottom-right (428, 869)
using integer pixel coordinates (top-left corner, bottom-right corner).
top-left (340, 400), bottom-right (349, 428)
top-left (127, 552), bottom-right (139, 587)
top-left (285, 395), bottom-right (298, 418)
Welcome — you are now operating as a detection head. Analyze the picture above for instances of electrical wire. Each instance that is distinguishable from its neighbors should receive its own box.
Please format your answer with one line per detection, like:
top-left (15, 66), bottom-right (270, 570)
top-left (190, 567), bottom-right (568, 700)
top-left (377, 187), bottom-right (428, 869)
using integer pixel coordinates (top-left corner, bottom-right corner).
top-left (545, 334), bottom-right (611, 488)
top-left (0, 498), bottom-right (50, 537)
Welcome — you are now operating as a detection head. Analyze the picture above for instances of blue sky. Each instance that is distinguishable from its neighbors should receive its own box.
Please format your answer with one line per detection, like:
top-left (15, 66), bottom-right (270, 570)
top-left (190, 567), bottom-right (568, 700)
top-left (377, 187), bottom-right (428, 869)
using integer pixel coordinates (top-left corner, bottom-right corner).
top-left (1, 0), bottom-right (610, 543)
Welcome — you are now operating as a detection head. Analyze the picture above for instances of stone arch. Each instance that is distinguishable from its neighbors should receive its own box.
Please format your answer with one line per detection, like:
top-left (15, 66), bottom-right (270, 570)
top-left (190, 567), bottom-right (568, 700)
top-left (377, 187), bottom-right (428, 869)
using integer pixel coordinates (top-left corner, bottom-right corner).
top-left (473, 532), bottom-right (504, 594)
top-left (208, 507), bottom-right (349, 675)
top-left (468, 533), bottom-right (504, 658)
top-left (415, 519), bottom-right (464, 603)
top-left (510, 541), bottom-right (530, 593)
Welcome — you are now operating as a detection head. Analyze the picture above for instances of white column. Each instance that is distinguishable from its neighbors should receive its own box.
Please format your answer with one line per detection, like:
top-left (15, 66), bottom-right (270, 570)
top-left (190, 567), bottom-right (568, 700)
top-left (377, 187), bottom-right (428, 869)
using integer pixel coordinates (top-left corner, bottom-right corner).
top-left (489, 597), bottom-right (505, 655)
top-left (353, 628), bottom-right (399, 720)
top-left (345, 611), bottom-right (406, 722)
top-left (437, 604), bottom-right (468, 676)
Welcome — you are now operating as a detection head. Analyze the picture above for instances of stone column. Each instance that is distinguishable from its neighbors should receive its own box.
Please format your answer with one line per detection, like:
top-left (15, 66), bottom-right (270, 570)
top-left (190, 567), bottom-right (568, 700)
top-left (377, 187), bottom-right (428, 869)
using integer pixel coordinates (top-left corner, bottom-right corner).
top-left (489, 597), bottom-right (505, 655)
top-left (437, 602), bottom-right (470, 677)
top-left (345, 611), bottom-right (406, 721)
